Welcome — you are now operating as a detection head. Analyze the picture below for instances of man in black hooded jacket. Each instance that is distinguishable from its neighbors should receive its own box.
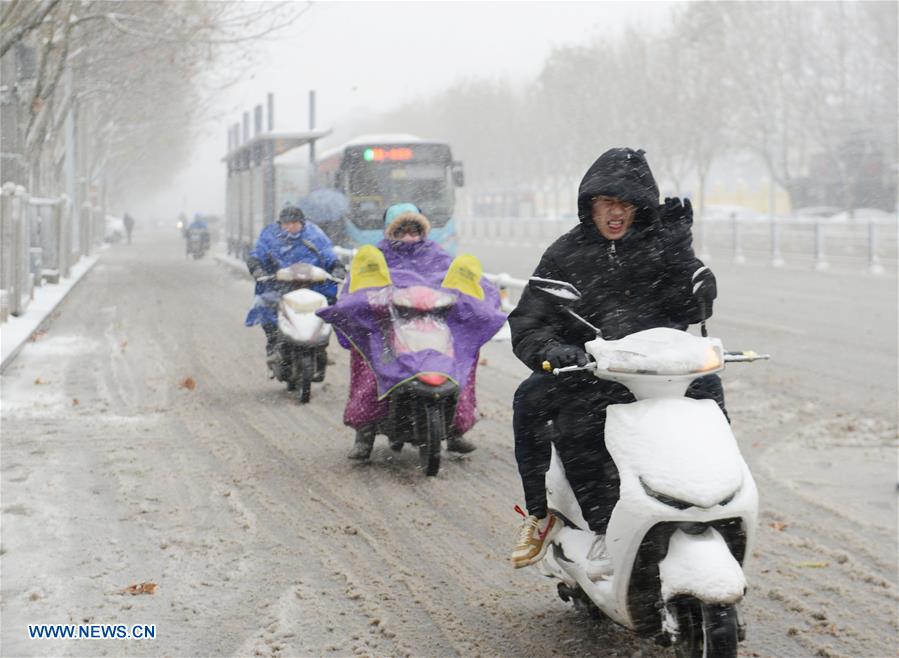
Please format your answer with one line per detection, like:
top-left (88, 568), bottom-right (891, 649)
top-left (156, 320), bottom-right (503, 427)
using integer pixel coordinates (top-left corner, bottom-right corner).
top-left (508, 148), bottom-right (723, 575)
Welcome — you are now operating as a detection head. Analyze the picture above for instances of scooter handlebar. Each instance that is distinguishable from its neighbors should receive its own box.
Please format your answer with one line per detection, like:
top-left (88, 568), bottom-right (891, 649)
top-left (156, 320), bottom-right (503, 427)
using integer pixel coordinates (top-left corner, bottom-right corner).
top-left (256, 274), bottom-right (344, 288)
top-left (542, 360), bottom-right (597, 376)
top-left (723, 350), bottom-right (771, 363)
top-left (541, 350), bottom-right (770, 376)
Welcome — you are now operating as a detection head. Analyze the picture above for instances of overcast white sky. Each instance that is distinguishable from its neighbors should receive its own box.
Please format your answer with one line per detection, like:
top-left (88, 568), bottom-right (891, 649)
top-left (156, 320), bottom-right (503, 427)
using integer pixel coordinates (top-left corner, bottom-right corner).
top-left (143, 1), bottom-right (676, 220)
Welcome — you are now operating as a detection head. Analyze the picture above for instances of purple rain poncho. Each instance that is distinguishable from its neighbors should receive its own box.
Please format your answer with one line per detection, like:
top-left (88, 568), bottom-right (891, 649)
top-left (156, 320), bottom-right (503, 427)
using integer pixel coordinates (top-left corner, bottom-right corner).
top-left (317, 239), bottom-right (505, 431)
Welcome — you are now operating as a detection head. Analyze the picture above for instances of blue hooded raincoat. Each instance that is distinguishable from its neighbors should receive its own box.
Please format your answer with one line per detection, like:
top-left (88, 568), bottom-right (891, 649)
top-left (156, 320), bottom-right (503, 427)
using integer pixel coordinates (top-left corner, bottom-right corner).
top-left (244, 221), bottom-right (338, 327)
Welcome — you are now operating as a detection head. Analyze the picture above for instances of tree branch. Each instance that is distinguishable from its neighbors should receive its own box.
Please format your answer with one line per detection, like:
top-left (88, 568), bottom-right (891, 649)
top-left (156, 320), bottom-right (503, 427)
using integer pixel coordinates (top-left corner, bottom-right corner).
top-left (0, 0), bottom-right (60, 59)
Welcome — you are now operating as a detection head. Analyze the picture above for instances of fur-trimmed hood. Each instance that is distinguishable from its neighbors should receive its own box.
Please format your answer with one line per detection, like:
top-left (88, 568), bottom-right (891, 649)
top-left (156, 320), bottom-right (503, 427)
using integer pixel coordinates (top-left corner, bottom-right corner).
top-left (383, 203), bottom-right (431, 239)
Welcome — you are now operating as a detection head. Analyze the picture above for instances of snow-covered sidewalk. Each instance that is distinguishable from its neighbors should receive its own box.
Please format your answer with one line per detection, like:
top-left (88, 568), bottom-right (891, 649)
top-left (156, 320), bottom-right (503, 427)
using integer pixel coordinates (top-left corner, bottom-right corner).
top-left (212, 250), bottom-right (252, 279)
top-left (0, 255), bottom-right (99, 371)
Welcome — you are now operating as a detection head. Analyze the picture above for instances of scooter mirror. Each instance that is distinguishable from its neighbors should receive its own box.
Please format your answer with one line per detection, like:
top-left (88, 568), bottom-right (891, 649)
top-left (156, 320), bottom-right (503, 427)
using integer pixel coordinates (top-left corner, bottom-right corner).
top-left (528, 277), bottom-right (582, 305)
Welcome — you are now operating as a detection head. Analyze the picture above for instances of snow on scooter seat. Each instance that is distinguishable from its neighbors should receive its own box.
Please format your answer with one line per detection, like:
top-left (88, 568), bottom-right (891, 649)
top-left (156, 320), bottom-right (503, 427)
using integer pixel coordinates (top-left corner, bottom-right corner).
top-left (586, 327), bottom-right (723, 376)
top-left (607, 398), bottom-right (743, 509)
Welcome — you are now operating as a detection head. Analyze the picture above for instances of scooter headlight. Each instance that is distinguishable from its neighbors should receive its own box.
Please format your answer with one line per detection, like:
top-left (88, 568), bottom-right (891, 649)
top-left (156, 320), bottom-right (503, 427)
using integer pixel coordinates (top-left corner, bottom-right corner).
top-left (640, 477), bottom-right (739, 510)
top-left (284, 295), bottom-right (326, 313)
top-left (640, 477), bottom-right (694, 510)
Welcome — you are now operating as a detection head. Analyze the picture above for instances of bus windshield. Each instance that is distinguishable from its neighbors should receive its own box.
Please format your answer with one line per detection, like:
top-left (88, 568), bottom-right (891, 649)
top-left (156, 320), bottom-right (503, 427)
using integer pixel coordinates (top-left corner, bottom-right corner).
top-left (347, 156), bottom-right (454, 230)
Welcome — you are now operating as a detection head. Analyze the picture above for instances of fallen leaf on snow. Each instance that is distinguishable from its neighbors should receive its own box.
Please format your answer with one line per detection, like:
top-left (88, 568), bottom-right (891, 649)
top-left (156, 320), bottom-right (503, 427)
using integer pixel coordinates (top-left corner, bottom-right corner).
top-left (72, 398), bottom-right (80, 406)
top-left (478, 357), bottom-right (489, 366)
top-left (29, 330), bottom-right (46, 342)
top-left (120, 340), bottom-right (128, 350)
top-left (769, 522), bottom-right (788, 531)
top-left (34, 377), bottom-right (45, 385)
top-left (178, 376), bottom-right (196, 391)
top-left (121, 582), bottom-right (158, 595)
top-left (797, 561), bottom-right (829, 569)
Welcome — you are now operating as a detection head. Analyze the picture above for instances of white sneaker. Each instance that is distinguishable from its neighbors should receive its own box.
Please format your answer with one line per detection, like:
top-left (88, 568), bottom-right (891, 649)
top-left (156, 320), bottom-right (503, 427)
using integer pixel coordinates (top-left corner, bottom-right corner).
top-left (585, 534), bottom-right (613, 581)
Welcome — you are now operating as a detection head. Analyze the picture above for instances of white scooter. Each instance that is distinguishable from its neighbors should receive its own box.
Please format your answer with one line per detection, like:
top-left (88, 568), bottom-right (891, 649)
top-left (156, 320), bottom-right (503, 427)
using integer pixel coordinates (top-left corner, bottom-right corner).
top-left (260, 263), bottom-right (339, 403)
top-left (529, 277), bottom-right (768, 658)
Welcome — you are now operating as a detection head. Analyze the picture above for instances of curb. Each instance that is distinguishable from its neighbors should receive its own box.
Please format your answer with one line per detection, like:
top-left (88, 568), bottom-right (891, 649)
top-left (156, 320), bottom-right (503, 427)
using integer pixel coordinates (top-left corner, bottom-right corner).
top-left (213, 252), bottom-right (252, 280)
top-left (0, 255), bottom-right (100, 373)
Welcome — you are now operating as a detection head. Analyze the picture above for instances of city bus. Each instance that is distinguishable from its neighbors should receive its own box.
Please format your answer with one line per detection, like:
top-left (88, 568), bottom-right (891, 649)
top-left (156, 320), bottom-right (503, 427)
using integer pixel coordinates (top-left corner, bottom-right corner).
top-left (315, 135), bottom-right (464, 252)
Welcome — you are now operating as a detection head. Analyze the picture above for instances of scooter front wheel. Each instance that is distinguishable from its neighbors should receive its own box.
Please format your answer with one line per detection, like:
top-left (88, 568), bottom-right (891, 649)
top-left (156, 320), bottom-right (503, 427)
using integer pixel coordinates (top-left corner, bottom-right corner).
top-left (673, 599), bottom-right (739, 658)
top-left (419, 404), bottom-right (443, 476)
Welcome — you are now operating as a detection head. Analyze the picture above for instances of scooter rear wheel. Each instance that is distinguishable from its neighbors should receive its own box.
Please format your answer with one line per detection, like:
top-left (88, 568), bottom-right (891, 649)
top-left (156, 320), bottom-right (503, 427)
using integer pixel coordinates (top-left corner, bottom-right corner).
top-left (419, 404), bottom-right (443, 476)
top-left (298, 352), bottom-right (313, 404)
top-left (673, 599), bottom-right (739, 658)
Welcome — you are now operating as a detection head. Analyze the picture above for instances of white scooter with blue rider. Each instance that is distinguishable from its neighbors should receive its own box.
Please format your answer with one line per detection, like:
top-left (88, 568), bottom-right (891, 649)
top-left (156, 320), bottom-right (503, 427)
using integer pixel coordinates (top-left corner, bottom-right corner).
top-left (258, 262), bottom-right (342, 403)
top-left (529, 276), bottom-right (768, 658)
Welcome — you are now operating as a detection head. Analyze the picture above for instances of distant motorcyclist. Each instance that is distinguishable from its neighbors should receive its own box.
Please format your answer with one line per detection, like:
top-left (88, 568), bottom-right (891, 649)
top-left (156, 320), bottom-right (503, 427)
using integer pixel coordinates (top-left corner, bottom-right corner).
top-left (245, 205), bottom-right (341, 371)
top-left (337, 203), bottom-right (499, 460)
top-left (508, 147), bottom-right (726, 571)
top-left (185, 214), bottom-right (210, 255)
top-left (187, 214), bottom-right (209, 232)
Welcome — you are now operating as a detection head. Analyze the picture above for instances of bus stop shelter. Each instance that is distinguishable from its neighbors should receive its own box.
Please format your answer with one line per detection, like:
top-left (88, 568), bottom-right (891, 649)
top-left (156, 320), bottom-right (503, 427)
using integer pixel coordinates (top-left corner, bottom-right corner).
top-left (223, 130), bottom-right (331, 259)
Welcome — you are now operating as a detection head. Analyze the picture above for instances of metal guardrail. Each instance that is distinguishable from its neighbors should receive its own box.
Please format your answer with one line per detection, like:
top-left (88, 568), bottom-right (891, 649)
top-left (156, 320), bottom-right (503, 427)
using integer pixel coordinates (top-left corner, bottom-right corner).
top-left (695, 217), bottom-right (895, 274)
top-left (337, 211), bottom-right (896, 312)
top-left (457, 216), bottom-right (897, 275)
top-left (0, 182), bottom-right (105, 322)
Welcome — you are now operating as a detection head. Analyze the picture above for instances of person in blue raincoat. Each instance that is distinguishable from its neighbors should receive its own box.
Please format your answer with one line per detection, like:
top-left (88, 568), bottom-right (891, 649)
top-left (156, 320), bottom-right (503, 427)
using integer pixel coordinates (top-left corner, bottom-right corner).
top-left (185, 213), bottom-right (211, 254)
top-left (245, 205), bottom-right (341, 366)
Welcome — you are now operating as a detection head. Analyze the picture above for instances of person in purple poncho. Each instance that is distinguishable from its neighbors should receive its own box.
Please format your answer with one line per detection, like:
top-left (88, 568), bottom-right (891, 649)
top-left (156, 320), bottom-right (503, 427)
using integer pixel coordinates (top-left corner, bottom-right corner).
top-left (337, 203), bottom-right (500, 460)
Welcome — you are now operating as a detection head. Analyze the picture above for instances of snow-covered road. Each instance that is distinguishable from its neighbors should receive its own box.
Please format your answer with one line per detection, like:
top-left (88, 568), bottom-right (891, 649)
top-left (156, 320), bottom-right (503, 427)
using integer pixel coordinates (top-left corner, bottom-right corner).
top-left (2, 232), bottom-right (895, 657)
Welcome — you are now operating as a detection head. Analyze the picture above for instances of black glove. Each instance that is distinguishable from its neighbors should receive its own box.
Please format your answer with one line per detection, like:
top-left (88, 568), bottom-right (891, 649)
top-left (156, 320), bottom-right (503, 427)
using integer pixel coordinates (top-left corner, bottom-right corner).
top-left (660, 197), bottom-right (694, 254)
top-left (247, 256), bottom-right (265, 281)
top-left (543, 343), bottom-right (589, 370)
top-left (331, 263), bottom-right (347, 281)
top-left (660, 197), bottom-right (693, 228)
top-left (691, 266), bottom-right (717, 319)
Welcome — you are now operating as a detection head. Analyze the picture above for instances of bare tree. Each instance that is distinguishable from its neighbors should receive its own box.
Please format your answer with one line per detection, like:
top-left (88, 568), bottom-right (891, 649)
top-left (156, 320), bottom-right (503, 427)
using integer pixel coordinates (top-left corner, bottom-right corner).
top-left (2, 0), bottom-right (308, 204)
top-left (342, 2), bottom-right (896, 215)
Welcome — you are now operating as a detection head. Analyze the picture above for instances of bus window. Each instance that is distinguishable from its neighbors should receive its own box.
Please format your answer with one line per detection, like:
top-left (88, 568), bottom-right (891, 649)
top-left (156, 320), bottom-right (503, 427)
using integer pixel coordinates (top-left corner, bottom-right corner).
top-left (348, 161), bottom-right (454, 229)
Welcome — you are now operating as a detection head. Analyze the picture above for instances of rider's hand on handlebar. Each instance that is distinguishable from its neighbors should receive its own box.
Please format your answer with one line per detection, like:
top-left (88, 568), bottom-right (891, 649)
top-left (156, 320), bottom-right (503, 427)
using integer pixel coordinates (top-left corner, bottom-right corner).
top-left (331, 263), bottom-right (347, 281)
top-left (691, 267), bottom-right (717, 319)
top-left (543, 344), bottom-right (589, 370)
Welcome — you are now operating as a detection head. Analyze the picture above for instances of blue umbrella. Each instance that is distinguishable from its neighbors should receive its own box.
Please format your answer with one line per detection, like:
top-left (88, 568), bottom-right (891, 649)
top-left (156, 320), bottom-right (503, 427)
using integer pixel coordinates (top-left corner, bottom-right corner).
top-left (297, 189), bottom-right (350, 225)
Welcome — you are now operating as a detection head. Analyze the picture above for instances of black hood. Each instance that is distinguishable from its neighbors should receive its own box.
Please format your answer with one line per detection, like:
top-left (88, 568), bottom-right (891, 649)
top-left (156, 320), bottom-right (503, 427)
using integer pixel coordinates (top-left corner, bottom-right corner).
top-left (577, 148), bottom-right (660, 229)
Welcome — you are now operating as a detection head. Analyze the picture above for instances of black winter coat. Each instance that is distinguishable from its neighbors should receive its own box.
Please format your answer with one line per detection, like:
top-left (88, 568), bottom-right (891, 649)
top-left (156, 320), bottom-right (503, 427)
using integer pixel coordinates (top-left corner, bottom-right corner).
top-left (509, 148), bottom-right (711, 373)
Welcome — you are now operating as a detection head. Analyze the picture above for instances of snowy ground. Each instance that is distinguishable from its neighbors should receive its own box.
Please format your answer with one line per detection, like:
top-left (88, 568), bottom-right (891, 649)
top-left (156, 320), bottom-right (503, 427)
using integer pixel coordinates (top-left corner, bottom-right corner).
top-left (1, 231), bottom-right (896, 657)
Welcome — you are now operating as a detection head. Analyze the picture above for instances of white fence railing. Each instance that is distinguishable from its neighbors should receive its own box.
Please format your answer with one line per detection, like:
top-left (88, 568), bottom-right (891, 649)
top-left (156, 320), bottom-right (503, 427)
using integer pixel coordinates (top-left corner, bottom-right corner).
top-left (0, 182), bottom-right (105, 322)
top-left (456, 216), bottom-right (897, 275)
top-left (333, 213), bottom-right (895, 312)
